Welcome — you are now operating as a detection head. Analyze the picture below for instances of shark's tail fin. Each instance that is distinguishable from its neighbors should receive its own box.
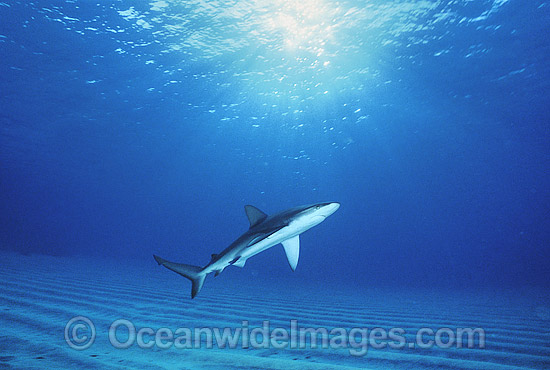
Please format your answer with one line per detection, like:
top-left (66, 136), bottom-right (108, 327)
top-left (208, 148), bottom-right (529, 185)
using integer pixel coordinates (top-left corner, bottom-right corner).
top-left (153, 255), bottom-right (206, 299)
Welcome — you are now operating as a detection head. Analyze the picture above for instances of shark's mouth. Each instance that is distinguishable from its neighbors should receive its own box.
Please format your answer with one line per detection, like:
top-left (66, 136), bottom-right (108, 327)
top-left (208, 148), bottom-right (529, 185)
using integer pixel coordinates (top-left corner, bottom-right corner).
top-left (309, 216), bottom-right (327, 226)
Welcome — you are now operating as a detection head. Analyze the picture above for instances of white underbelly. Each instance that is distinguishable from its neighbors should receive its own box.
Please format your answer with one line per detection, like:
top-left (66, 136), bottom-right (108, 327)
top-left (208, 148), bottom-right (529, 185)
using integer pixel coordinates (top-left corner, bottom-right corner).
top-left (238, 226), bottom-right (299, 260)
top-left (235, 215), bottom-right (326, 265)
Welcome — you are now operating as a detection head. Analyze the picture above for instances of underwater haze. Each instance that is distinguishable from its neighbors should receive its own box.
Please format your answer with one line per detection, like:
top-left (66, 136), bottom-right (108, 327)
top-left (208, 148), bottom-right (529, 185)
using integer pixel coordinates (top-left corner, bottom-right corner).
top-left (1, 0), bottom-right (550, 369)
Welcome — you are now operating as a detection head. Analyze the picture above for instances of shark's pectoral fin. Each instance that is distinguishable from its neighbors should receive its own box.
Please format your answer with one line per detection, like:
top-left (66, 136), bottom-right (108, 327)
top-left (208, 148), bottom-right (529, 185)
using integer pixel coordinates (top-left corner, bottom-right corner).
top-left (281, 235), bottom-right (300, 271)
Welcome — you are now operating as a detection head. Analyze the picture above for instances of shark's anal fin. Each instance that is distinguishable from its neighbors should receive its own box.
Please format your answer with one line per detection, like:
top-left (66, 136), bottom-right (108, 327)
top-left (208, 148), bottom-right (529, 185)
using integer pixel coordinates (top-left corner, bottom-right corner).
top-left (244, 205), bottom-right (268, 228)
top-left (281, 236), bottom-right (300, 271)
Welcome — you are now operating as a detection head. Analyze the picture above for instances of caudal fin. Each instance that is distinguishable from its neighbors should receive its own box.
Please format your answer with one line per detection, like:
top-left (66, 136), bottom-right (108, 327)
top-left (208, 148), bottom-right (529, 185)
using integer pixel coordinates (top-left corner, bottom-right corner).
top-left (153, 255), bottom-right (206, 298)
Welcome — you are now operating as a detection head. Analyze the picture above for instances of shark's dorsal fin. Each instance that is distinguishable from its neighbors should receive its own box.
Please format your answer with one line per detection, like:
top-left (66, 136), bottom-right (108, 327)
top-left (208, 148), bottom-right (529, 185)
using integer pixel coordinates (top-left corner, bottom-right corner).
top-left (244, 205), bottom-right (268, 228)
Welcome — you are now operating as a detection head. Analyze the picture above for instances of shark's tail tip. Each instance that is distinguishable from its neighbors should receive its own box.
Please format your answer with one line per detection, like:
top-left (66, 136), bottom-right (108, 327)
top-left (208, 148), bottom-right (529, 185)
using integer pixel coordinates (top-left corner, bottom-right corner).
top-left (153, 255), bottom-right (206, 298)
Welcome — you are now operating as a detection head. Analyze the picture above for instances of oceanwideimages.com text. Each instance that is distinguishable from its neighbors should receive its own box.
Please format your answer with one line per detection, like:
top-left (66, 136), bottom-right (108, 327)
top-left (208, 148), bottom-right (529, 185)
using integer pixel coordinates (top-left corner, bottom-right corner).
top-left (65, 316), bottom-right (486, 356)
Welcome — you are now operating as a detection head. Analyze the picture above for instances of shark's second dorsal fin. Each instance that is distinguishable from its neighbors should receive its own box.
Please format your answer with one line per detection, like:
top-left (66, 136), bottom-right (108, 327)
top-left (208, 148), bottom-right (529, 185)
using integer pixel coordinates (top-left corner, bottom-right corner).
top-left (244, 205), bottom-right (268, 228)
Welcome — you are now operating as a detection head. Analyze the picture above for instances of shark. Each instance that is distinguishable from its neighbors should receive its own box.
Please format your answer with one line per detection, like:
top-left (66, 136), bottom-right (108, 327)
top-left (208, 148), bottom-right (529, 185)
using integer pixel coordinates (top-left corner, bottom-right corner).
top-left (153, 202), bottom-right (340, 298)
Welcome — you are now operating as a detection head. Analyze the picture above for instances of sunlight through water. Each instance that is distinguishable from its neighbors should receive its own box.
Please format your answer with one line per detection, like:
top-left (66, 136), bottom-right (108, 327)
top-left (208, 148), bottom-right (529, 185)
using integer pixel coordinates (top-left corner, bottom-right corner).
top-left (263, 0), bottom-right (334, 57)
top-left (9, 0), bottom-right (517, 134)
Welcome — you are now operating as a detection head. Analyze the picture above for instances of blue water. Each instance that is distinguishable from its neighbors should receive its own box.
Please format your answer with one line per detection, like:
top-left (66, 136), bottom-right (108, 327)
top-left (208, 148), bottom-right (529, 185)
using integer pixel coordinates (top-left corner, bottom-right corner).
top-left (1, 1), bottom-right (549, 368)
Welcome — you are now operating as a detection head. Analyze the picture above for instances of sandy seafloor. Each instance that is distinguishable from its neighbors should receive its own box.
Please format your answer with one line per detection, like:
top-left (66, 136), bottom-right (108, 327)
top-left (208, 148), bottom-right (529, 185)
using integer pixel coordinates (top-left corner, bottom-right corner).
top-left (1, 251), bottom-right (549, 370)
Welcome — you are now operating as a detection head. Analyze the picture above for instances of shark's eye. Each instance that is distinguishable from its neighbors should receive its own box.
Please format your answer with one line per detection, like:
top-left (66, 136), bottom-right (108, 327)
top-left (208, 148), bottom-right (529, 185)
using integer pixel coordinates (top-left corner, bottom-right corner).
top-left (315, 206), bottom-right (320, 210)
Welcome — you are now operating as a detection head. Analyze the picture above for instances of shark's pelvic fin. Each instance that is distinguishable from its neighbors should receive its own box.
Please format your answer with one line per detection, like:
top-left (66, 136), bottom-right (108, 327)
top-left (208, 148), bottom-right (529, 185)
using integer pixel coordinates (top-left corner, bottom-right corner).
top-left (281, 235), bottom-right (300, 271)
top-left (153, 255), bottom-right (206, 299)
top-left (244, 205), bottom-right (268, 228)
top-left (232, 258), bottom-right (247, 268)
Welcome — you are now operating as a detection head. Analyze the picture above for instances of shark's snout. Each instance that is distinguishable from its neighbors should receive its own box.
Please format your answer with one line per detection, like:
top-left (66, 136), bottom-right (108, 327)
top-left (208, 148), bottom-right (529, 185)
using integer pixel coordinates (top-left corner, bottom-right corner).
top-left (320, 202), bottom-right (340, 217)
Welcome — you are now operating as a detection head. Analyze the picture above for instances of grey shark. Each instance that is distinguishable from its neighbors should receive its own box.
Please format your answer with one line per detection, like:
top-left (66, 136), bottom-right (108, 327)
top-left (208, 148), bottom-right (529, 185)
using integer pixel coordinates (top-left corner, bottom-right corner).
top-left (153, 202), bottom-right (340, 298)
